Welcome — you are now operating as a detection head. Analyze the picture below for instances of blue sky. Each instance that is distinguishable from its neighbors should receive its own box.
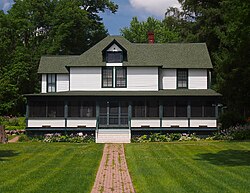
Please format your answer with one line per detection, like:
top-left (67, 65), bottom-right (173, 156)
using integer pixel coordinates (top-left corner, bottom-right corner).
top-left (1, 0), bottom-right (180, 35)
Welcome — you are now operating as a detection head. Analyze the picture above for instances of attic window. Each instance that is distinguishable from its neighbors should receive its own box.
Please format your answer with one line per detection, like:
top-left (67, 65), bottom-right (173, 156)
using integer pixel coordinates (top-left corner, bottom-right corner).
top-left (106, 51), bottom-right (123, 63)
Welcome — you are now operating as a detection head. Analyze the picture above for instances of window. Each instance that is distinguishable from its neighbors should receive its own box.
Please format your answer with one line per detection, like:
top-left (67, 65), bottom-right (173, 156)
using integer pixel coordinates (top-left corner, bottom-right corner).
top-left (102, 67), bottom-right (127, 88)
top-left (47, 74), bottom-right (56, 92)
top-left (106, 51), bottom-right (123, 63)
top-left (115, 67), bottom-right (127, 88)
top-left (102, 67), bottom-right (113, 88)
top-left (177, 69), bottom-right (188, 88)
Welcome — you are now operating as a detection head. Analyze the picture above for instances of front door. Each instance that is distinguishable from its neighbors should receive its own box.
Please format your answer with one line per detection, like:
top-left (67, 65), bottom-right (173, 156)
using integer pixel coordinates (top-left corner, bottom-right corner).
top-left (99, 101), bottom-right (128, 127)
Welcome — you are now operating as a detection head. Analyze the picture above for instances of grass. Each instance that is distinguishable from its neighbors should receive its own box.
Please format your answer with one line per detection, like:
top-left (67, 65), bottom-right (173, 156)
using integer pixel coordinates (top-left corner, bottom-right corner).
top-left (0, 142), bottom-right (103, 193)
top-left (125, 141), bottom-right (250, 193)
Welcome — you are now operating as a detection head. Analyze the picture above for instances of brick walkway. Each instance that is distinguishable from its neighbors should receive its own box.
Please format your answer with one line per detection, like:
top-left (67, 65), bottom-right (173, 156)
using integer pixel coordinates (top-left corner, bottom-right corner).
top-left (91, 144), bottom-right (135, 193)
top-left (8, 136), bottom-right (20, 143)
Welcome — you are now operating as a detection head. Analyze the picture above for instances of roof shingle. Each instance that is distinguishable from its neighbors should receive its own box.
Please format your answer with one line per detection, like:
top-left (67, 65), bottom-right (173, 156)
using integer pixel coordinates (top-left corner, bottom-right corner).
top-left (38, 36), bottom-right (213, 73)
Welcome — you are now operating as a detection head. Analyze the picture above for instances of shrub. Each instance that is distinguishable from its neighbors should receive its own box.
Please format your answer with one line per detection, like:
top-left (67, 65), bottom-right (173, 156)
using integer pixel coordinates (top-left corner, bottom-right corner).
top-left (40, 133), bottom-right (95, 143)
top-left (18, 135), bottom-right (30, 142)
top-left (132, 133), bottom-right (199, 143)
top-left (219, 111), bottom-right (246, 130)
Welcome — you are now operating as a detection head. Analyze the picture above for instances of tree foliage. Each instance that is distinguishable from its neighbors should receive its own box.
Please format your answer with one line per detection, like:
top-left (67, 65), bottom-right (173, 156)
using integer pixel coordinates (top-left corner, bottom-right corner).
top-left (121, 17), bottom-right (180, 43)
top-left (0, 0), bottom-right (117, 115)
top-left (122, 0), bottom-right (250, 119)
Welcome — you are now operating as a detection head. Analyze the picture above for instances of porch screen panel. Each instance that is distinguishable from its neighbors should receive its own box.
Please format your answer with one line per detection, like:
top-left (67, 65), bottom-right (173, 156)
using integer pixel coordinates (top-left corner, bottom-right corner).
top-left (132, 101), bottom-right (146, 117)
top-left (109, 102), bottom-right (119, 125)
top-left (29, 101), bottom-right (46, 117)
top-left (47, 101), bottom-right (64, 117)
top-left (163, 102), bottom-right (175, 117)
top-left (99, 102), bottom-right (107, 125)
top-left (120, 102), bottom-right (128, 125)
top-left (204, 102), bottom-right (215, 117)
top-left (82, 101), bottom-right (96, 117)
top-left (102, 67), bottom-right (113, 88)
top-left (68, 101), bottom-right (80, 117)
top-left (191, 102), bottom-right (202, 117)
top-left (115, 67), bottom-right (127, 88)
top-left (176, 102), bottom-right (187, 117)
top-left (147, 100), bottom-right (159, 117)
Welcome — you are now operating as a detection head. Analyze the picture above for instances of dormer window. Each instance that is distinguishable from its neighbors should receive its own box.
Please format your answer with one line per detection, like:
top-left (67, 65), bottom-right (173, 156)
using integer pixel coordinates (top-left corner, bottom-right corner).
top-left (106, 51), bottom-right (123, 63)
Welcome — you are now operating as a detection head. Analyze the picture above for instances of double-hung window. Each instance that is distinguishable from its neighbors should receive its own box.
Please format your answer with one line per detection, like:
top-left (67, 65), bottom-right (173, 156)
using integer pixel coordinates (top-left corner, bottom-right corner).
top-left (102, 67), bottom-right (113, 88)
top-left (115, 67), bottom-right (127, 88)
top-left (177, 69), bottom-right (188, 89)
top-left (47, 74), bottom-right (56, 92)
top-left (102, 67), bottom-right (127, 88)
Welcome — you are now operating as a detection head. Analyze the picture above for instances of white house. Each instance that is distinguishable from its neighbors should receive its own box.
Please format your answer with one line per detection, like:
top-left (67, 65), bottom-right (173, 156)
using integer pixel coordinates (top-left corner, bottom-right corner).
top-left (25, 35), bottom-right (221, 143)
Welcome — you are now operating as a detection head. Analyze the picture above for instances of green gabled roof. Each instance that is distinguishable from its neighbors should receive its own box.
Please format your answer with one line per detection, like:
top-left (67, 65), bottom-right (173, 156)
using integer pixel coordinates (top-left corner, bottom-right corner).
top-left (25, 89), bottom-right (221, 97)
top-left (38, 55), bottom-right (79, 74)
top-left (38, 36), bottom-right (213, 73)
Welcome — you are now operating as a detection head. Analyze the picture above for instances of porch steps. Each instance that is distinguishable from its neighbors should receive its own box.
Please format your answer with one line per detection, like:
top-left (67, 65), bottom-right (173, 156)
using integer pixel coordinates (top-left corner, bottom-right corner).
top-left (96, 129), bottom-right (131, 143)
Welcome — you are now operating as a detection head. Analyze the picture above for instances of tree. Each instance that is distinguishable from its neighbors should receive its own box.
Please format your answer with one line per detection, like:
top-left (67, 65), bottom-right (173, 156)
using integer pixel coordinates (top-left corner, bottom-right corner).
top-left (165, 0), bottom-right (250, 119)
top-left (0, 0), bottom-right (118, 115)
top-left (121, 17), bottom-right (180, 43)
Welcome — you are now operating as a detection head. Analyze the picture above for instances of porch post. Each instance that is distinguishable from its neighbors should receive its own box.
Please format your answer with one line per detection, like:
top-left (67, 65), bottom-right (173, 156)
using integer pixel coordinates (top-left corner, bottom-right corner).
top-left (215, 104), bottom-right (219, 128)
top-left (159, 100), bottom-right (163, 128)
top-left (128, 102), bottom-right (132, 130)
top-left (64, 101), bottom-right (68, 128)
top-left (25, 102), bottom-right (29, 127)
top-left (96, 102), bottom-right (100, 129)
top-left (187, 101), bottom-right (191, 127)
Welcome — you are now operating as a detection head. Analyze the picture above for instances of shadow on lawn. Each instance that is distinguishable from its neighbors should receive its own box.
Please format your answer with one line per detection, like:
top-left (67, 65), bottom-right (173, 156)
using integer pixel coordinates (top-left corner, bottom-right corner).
top-left (195, 149), bottom-right (250, 166)
top-left (0, 150), bottom-right (19, 161)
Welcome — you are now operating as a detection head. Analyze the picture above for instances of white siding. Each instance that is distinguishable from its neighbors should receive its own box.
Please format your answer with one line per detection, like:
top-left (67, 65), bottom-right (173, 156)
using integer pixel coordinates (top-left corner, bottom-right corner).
top-left (127, 67), bottom-right (158, 91)
top-left (57, 74), bottom-right (69, 92)
top-left (28, 119), bottom-right (65, 127)
top-left (41, 74), bottom-right (47, 93)
top-left (107, 43), bottom-right (122, 52)
top-left (131, 119), bottom-right (160, 127)
top-left (70, 67), bottom-right (101, 91)
top-left (69, 67), bottom-right (158, 91)
top-left (190, 119), bottom-right (217, 127)
top-left (67, 118), bottom-right (96, 127)
top-left (161, 69), bottom-right (176, 89)
top-left (189, 69), bottom-right (207, 89)
top-left (162, 119), bottom-right (189, 127)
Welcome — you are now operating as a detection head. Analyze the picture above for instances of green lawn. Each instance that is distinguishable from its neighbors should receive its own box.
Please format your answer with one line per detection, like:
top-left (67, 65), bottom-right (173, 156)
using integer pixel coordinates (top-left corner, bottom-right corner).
top-left (125, 141), bottom-right (250, 193)
top-left (0, 142), bottom-right (103, 193)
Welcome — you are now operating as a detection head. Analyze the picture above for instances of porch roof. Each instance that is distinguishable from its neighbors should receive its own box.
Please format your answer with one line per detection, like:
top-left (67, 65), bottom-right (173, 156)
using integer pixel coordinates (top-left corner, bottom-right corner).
top-left (25, 89), bottom-right (221, 97)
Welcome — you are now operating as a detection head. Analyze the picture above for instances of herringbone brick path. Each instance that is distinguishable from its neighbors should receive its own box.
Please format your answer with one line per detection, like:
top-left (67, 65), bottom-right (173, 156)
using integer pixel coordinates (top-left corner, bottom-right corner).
top-left (91, 144), bottom-right (135, 193)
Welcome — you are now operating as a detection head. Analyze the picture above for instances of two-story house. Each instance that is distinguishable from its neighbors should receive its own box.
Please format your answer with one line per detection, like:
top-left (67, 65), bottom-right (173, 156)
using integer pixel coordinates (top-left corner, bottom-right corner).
top-left (25, 35), bottom-right (221, 143)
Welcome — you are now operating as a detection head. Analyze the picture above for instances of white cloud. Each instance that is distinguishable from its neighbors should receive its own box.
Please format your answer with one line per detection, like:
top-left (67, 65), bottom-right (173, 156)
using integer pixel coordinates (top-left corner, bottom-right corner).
top-left (129, 0), bottom-right (180, 18)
